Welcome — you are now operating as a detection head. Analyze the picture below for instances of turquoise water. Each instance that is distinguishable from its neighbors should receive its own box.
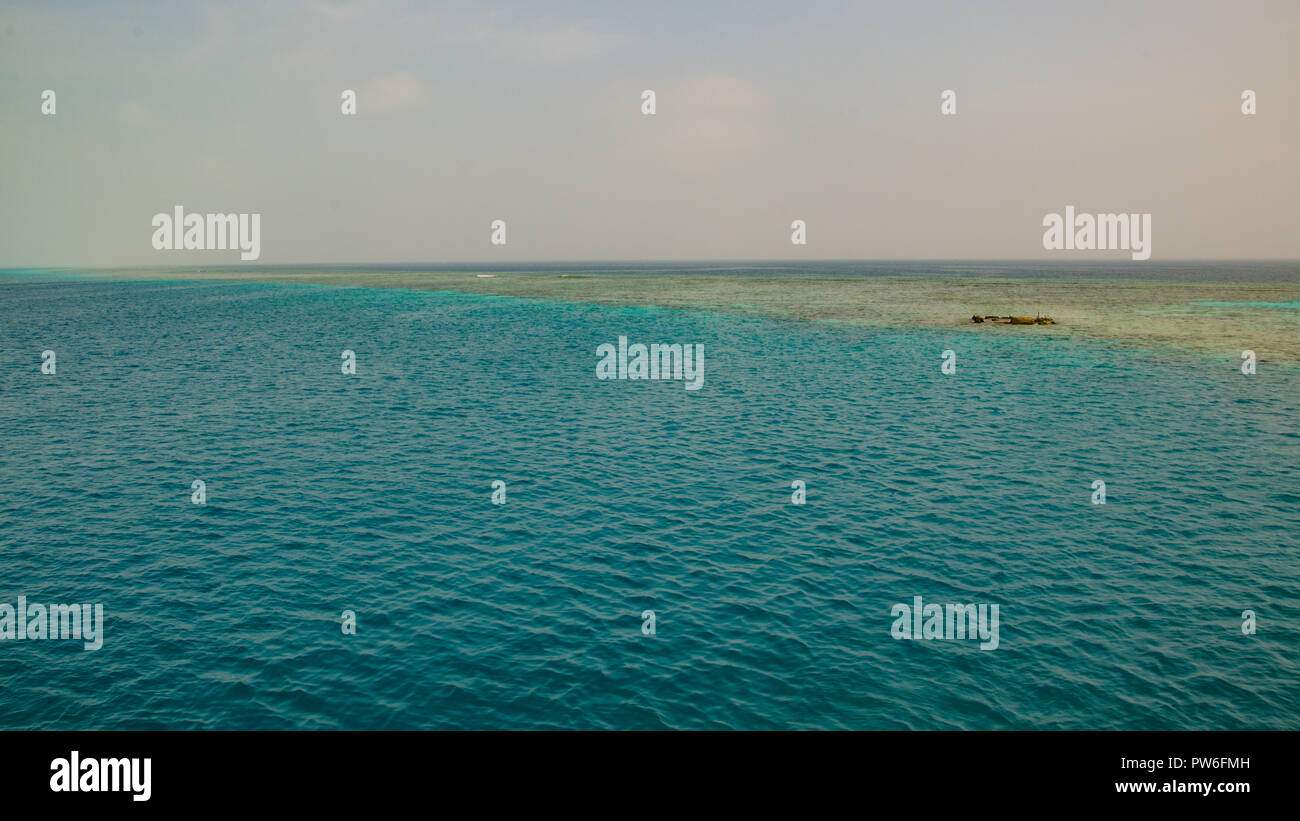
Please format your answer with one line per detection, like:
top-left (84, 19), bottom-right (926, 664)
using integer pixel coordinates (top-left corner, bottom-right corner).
top-left (1, 276), bottom-right (1297, 729)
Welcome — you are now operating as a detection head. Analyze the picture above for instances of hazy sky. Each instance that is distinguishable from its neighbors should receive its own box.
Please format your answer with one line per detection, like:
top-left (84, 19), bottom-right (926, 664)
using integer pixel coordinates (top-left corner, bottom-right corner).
top-left (1, 0), bottom-right (1297, 265)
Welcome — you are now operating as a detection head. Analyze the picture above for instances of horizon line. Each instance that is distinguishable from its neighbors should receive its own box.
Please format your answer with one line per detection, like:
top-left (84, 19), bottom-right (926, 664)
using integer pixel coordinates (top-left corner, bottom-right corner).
top-left (4, 258), bottom-right (1298, 272)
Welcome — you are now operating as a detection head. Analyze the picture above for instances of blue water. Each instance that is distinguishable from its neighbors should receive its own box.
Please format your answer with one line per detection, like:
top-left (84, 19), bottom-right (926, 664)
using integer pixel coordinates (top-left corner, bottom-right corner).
top-left (1, 276), bottom-right (1298, 729)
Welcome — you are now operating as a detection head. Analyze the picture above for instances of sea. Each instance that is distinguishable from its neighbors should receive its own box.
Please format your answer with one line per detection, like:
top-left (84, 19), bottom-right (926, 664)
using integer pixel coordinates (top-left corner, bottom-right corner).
top-left (0, 263), bottom-right (1296, 729)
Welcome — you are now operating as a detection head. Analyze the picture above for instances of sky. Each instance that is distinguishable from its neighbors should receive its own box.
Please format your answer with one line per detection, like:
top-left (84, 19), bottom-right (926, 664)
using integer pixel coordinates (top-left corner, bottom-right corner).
top-left (1, 0), bottom-right (1297, 266)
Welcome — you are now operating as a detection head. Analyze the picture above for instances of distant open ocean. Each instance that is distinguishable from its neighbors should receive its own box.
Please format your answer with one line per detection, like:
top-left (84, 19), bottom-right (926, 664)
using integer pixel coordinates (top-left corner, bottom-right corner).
top-left (18, 259), bottom-right (1299, 281)
top-left (1, 264), bottom-right (1297, 729)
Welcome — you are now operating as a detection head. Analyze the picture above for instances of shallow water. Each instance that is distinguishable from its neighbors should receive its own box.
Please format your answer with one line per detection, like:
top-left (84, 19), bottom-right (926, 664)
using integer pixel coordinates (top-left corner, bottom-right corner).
top-left (0, 275), bottom-right (1297, 729)
top-left (64, 262), bottom-right (1300, 363)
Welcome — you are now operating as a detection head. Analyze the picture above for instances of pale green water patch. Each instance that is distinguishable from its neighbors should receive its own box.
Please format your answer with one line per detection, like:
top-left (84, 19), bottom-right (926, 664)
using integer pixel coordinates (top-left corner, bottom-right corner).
top-left (1191, 300), bottom-right (1300, 309)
